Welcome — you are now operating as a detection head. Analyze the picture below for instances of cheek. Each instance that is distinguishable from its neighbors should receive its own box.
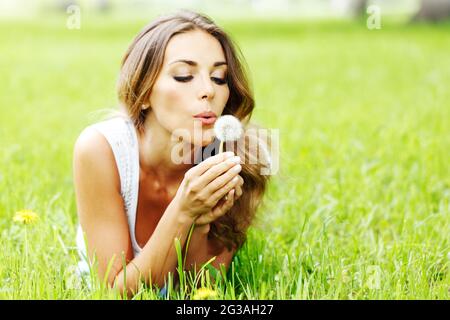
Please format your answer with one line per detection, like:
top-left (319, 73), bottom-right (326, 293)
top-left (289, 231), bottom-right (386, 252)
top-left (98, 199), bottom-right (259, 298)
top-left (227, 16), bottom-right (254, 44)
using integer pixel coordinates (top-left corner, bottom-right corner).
top-left (150, 80), bottom-right (191, 126)
top-left (154, 81), bottom-right (186, 111)
top-left (217, 86), bottom-right (230, 113)
top-left (220, 85), bottom-right (230, 99)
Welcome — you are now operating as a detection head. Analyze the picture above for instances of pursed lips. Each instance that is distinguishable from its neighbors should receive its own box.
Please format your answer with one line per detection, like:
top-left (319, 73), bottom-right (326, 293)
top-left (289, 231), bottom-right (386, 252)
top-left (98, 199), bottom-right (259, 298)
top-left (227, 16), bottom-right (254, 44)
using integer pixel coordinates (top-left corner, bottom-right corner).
top-left (193, 111), bottom-right (217, 125)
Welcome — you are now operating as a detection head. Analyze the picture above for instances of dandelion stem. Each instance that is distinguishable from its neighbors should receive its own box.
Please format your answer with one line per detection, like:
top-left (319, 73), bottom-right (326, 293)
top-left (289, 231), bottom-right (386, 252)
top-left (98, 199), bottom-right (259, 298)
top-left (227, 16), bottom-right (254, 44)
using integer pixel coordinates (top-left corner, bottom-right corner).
top-left (24, 226), bottom-right (29, 272)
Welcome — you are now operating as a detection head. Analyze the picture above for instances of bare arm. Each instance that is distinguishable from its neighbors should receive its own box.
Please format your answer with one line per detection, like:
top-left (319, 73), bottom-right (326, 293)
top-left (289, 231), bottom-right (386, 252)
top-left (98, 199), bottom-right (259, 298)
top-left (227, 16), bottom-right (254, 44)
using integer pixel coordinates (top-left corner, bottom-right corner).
top-left (74, 128), bottom-right (194, 297)
top-left (73, 128), bottom-right (241, 297)
top-left (183, 175), bottom-right (244, 273)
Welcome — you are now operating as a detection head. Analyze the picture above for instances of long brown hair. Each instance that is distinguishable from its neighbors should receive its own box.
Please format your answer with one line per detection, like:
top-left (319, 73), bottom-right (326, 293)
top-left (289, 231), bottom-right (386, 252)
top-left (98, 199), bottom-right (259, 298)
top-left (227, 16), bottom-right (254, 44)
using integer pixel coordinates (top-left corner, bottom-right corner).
top-left (116, 10), bottom-right (271, 251)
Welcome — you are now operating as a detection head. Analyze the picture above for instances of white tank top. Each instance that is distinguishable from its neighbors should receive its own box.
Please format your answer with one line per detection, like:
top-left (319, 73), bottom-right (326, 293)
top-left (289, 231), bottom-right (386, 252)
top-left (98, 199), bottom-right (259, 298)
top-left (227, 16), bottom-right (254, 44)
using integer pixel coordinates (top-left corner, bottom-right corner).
top-left (76, 115), bottom-right (143, 274)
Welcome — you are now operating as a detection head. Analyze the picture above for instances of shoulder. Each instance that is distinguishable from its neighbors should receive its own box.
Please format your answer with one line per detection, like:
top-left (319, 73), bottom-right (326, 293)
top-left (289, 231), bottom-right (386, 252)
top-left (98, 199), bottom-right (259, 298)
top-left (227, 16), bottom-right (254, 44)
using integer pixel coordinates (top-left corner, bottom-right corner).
top-left (73, 126), bottom-right (114, 165)
top-left (73, 126), bottom-right (120, 192)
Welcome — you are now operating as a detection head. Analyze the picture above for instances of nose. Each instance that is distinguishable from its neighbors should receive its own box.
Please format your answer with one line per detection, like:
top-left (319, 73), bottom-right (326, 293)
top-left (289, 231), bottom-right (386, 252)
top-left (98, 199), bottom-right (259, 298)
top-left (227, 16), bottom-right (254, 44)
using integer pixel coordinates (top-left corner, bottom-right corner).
top-left (198, 73), bottom-right (215, 101)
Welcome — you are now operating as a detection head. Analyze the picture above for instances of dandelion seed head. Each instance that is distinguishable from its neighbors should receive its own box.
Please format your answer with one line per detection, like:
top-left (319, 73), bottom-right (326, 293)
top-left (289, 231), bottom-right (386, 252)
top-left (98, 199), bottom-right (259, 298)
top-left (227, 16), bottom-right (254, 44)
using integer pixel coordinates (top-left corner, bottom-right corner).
top-left (213, 115), bottom-right (243, 142)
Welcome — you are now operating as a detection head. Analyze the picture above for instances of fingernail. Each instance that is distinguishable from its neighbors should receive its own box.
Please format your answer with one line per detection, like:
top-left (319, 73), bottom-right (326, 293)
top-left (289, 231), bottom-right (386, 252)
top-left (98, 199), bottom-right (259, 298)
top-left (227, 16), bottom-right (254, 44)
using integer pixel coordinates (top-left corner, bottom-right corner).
top-left (232, 176), bottom-right (239, 183)
top-left (224, 152), bottom-right (234, 158)
top-left (232, 165), bottom-right (241, 173)
top-left (227, 156), bottom-right (241, 164)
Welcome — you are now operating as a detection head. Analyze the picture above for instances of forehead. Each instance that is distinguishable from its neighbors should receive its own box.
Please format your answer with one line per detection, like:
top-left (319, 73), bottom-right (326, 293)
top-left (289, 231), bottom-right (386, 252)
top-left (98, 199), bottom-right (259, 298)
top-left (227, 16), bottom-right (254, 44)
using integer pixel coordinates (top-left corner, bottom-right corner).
top-left (163, 29), bottom-right (226, 66)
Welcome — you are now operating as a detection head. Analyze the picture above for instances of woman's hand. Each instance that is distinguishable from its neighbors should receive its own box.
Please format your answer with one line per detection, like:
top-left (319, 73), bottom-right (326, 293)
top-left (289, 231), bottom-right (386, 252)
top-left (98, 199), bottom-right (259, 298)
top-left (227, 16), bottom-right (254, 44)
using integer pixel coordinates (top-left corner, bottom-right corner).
top-left (194, 173), bottom-right (244, 226)
top-left (173, 151), bottom-right (243, 225)
top-left (232, 174), bottom-right (244, 201)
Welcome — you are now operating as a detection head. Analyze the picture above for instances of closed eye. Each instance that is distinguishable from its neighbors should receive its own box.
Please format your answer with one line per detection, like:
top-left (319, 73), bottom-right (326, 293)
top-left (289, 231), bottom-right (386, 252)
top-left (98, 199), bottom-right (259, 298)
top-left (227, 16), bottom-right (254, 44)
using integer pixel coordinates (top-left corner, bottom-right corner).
top-left (211, 77), bottom-right (227, 85)
top-left (173, 76), bottom-right (193, 82)
top-left (173, 76), bottom-right (227, 85)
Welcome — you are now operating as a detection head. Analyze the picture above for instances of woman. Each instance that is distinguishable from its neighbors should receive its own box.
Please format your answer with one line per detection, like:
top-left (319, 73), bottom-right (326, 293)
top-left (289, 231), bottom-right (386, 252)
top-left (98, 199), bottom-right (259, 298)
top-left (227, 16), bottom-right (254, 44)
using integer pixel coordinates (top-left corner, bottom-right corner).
top-left (73, 10), bottom-right (270, 298)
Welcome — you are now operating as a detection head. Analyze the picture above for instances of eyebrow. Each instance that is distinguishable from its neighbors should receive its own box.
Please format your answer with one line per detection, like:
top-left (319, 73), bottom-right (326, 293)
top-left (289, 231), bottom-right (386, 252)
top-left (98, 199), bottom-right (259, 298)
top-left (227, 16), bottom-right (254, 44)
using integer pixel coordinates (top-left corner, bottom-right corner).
top-left (169, 59), bottom-right (227, 67)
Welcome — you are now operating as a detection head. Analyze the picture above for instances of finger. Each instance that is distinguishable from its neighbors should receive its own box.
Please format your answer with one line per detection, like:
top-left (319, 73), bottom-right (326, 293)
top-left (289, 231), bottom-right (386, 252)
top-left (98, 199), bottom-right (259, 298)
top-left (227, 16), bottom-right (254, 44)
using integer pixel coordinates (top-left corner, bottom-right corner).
top-left (237, 175), bottom-right (244, 186)
top-left (211, 189), bottom-right (235, 218)
top-left (193, 157), bottom-right (241, 190)
top-left (193, 214), bottom-right (209, 226)
top-left (195, 190), bottom-right (234, 225)
top-left (231, 176), bottom-right (243, 200)
top-left (187, 151), bottom-right (235, 177)
top-left (234, 186), bottom-right (243, 200)
top-left (196, 163), bottom-right (242, 197)
top-left (208, 174), bottom-right (240, 205)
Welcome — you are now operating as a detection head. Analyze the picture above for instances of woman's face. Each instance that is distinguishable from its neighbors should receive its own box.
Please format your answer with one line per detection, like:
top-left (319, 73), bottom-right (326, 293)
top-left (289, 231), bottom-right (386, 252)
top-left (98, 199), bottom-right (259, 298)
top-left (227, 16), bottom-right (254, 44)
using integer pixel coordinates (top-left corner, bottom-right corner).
top-left (148, 29), bottom-right (230, 147)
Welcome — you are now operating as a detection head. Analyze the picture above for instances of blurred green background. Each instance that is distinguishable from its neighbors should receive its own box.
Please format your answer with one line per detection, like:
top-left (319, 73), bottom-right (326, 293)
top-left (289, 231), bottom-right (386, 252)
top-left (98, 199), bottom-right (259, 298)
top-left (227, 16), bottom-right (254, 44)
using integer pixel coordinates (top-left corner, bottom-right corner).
top-left (0, 0), bottom-right (449, 299)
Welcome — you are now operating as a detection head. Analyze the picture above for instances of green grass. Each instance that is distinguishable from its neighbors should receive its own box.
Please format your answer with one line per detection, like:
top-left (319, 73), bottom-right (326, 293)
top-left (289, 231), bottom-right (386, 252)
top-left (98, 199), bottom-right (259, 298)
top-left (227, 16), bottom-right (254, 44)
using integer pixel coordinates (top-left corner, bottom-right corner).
top-left (0, 14), bottom-right (449, 299)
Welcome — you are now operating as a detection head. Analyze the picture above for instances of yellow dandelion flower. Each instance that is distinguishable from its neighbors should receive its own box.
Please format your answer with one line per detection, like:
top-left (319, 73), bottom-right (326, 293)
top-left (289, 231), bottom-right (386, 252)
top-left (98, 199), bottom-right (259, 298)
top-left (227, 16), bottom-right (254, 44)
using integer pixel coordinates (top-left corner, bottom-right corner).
top-left (13, 209), bottom-right (39, 225)
top-left (192, 287), bottom-right (218, 300)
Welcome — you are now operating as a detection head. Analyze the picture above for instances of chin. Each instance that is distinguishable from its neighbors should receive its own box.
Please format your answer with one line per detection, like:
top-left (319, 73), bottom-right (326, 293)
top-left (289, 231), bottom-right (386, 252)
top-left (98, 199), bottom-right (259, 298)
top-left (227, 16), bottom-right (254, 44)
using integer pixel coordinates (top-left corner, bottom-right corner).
top-left (190, 128), bottom-right (215, 147)
top-left (192, 136), bottom-right (214, 147)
